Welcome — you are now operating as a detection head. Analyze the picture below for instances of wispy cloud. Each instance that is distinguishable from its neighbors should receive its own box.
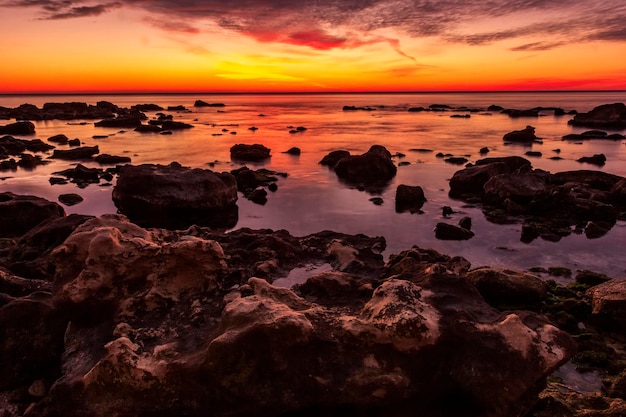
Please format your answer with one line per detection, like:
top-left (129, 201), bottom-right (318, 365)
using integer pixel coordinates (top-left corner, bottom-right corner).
top-left (2, 0), bottom-right (626, 49)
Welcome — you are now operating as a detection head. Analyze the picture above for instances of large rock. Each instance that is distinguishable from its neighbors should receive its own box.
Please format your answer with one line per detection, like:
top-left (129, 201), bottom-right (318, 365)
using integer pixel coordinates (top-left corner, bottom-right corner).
top-left (112, 162), bottom-right (238, 229)
top-left (0, 192), bottom-right (65, 237)
top-left (503, 125), bottom-right (538, 143)
top-left (0, 121), bottom-right (36, 135)
top-left (569, 103), bottom-right (626, 129)
top-left (51, 145), bottom-right (99, 160)
top-left (230, 143), bottom-right (271, 162)
top-left (466, 267), bottom-right (548, 310)
top-left (484, 172), bottom-right (549, 206)
top-left (395, 184), bottom-right (426, 212)
top-left (586, 279), bottom-right (626, 332)
top-left (334, 145), bottom-right (397, 185)
top-left (15, 220), bottom-right (574, 417)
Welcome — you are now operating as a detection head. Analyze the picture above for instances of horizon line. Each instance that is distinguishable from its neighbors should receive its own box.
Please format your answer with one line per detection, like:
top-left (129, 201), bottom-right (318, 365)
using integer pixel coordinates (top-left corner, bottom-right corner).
top-left (1, 89), bottom-right (626, 96)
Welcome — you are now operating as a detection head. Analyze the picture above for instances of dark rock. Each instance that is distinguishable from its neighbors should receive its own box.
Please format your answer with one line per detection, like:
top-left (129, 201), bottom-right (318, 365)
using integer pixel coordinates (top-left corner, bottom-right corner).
top-left (132, 104), bottom-right (163, 111)
top-left (18, 153), bottom-right (46, 169)
top-left (587, 279), bottom-right (626, 332)
top-left (408, 107), bottom-right (425, 112)
top-left (0, 121), bottom-right (35, 135)
top-left (395, 185), bottom-right (426, 213)
top-left (585, 221), bottom-right (612, 239)
top-left (409, 148), bottom-right (433, 153)
top-left (94, 154), bottom-right (131, 164)
top-left (160, 120), bottom-right (194, 130)
top-left (51, 146), bottom-right (99, 160)
top-left (268, 183), bottom-right (278, 192)
top-left (94, 117), bottom-right (142, 128)
top-left (248, 188), bottom-right (268, 205)
top-left (342, 105), bottom-right (375, 111)
top-left (369, 197), bottom-right (384, 205)
top-left (450, 114), bottom-right (470, 118)
top-left (449, 162), bottom-right (509, 197)
top-left (525, 151), bottom-right (542, 157)
top-left (466, 267), bottom-right (548, 310)
top-left (479, 147), bottom-right (489, 154)
top-left (334, 145), bottom-right (397, 185)
top-left (502, 109), bottom-right (539, 118)
top-left (194, 100), bottom-right (225, 107)
top-left (48, 134), bottom-right (69, 144)
top-left (23, 138), bottom-right (55, 153)
top-left (58, 194), bottom-right (84, 206)
top-left (611, 178), bottom-right (626, 205)
top-left (434, 222), bottom-right (474, 240)
top-left (231, 144), bottom-right (271, 162)
top-left (444, 157), bottom-right (468, 165)
top-left (67, 137), bottom-right (82, 146)
top-left (458, 217), bottom-right (472, 230)
top-left (0, 135), bottom-right (27, 154)
top-left (167, 105), bottom-right (187, 111)
top-left (112, 163), bottom-right (238, 229)
top-left (577, 154), bottom-right (606, 166)
top-left (568, 103), bottom-right (626, 129)
top-left (442, 206), bottom-right (454, 216)
top-left (575, 270), bottom-right (612, 286)
top-left (474, 156), bottom-right (532, 172)
top-left (488, 105), bottom-right (504, 111)
top-left (320, 150), bottom-right (351, 167)
top-left (284, 147), bottom-right (301, 155)
top-left (503, 125), bottom-right (538, 143)
top-left (0, 192), bottom-right (65, 237)
top-left (484, 173), bottom-right (548, 206)
top-left (134, 124), bottom-right (162, 133)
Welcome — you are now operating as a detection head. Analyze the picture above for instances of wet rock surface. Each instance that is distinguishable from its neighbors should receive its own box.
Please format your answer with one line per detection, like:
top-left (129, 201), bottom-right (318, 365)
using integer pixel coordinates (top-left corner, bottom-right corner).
top-left (0, 216), bottom-right (578, 417)
top-left (112, 162), bottom-right (239, 229)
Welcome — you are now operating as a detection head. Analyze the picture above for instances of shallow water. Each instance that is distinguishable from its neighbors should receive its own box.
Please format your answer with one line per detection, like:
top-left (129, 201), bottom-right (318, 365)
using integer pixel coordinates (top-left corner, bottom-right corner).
top-left (1, 92), bottom-right (626, 276)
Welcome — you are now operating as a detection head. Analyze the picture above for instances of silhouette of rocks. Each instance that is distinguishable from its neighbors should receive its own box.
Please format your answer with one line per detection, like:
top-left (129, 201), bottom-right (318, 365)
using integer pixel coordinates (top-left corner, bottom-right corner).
top-left (568, 103), bottom-right (626, 129)
top-left (562, 130), bottom-right (625, 141)
top-left (51, 146), bottom-right (99, 160)
top-left (131, 104), bottom-right (163, 111)
top-left (112, 162), bottom-right (238, 229)
top-left (395, 184), bottom-right (426, 213)
top-left (284, 147), bottom-right (301, 155)
top-left (134, 124), bottom-right (163, 133)
top-left (58, 193), bottom-right (84, 206)
top-left (320, 150), bottom-right (351, 167)
top-left (0, 192), bottom-right (65, 237)
top-left (333, 145), bottom-right (397, 185)
top-left (577, 154), bottom-right (606, 166)
top-left (94, 154), bottom-right (132, 165)
top-left (342, 105), bottom-right (376, 111)
top-left (160, 120), bottom-right (194, 130)
top-left (503, 126), bottom-right (538, 143)
top-left (230, 144), bottom-right (271, 162)
top-left (47, 134), bottom-right (69, 144)
top-left (434, 222), bottom-right (474, 240)
top-left (0, 121), bottom-right (36, 135)
top-left (194, 100), bottom-right (225, 107)
top-left (95, 117), bottom-right (143, 128)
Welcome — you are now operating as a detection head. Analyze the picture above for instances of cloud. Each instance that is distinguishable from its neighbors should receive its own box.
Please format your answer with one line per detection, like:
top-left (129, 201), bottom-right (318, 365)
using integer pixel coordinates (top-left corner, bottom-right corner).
top-left (510, 41), bottom-right (566, 52)
top-left (3, 0), bottom-right (626, 49)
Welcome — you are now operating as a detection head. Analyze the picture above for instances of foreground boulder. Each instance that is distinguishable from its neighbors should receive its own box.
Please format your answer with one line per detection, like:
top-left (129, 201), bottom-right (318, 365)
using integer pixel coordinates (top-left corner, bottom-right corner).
top-left (333, 145), bottom-right (397, 186)
top-left (568, 103), bottom-right (626, 129)
top-left (112, 162), bottom-right (238, 229)
top-left (0, 192), bottom-right (65, 237)
top-left (2, 217), bottom-right (574, 417)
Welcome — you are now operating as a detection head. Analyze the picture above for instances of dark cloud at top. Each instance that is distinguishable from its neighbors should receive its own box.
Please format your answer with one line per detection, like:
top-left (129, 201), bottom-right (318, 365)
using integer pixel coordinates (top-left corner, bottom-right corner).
top-left (2, 0), bottom-right (626, 51)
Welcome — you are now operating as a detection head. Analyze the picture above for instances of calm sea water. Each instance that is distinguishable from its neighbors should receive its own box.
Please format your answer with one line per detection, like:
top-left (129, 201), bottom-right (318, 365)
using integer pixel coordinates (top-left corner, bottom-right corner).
top-left (2, 92), bottom-right (626, 276)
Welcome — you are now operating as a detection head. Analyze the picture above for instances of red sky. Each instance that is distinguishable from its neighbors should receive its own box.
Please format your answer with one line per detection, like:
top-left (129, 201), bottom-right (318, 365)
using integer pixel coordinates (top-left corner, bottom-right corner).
top-left (1, 0), bottom-right (625, 93)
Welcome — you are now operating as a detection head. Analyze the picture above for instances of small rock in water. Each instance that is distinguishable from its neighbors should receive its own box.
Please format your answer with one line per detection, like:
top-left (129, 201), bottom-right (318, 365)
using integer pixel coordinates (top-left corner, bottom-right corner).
top-left (369, 197), bottom-right (384, 205)
top-left (458, 216), bottom-right (472, 230)
top-left (442, 206), bottom-right (454, 217)
top-left (58, 193), bottom-right (84, 206)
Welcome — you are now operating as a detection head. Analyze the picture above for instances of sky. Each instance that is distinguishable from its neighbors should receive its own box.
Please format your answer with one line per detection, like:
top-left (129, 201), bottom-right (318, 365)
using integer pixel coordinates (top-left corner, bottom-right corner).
top-left (1, 0), bottom-right (626, 93)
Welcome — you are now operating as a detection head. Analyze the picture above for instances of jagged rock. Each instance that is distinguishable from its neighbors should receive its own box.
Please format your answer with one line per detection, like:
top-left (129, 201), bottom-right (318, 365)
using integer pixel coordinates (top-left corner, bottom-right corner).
top-left (0, 192), bottom-right (65, 237)
top-left (334, 145), bottom-right (397, 185)
top-left (112, 163), bottom-right (238, 229)
top-left (230, 144), bottom-right (271, 162)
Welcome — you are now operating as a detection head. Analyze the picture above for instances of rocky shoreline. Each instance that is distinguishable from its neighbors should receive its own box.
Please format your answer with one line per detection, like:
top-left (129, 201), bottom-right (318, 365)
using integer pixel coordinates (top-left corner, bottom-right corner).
top-left (1, 100), bottom-right (626, 416)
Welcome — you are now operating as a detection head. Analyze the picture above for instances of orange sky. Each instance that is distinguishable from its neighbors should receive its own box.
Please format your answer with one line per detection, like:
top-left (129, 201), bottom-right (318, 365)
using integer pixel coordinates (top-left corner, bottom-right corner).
top-left (1, 0), bottom-right (625, 93)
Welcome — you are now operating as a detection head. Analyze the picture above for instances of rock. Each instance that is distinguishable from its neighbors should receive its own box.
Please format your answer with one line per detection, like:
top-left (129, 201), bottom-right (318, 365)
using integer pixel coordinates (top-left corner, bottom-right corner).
top-left (503, 125), bottom-right (538, 143)
top-left (134, 124), bottom-right (162, 133)
top-left (587, 279), bottom-right (626, 332)
top-left (466, 267), bottom-right (548, 310)
top-left (194, 100), bottom-right (225, 107)
top-left (284, 147), bottom-right (301, 155)
top-left (51, 146), bottom-right (99, 160)
top-left (502, 109), bottom-right (539, 118)
top-left (131, 104), bottom-right (163, 111)
top-left (0, 121), bottom-right (36, 135)
top-left (442, 206), bottom-right (454, 216)
top-left (230, 144), bottom-right (271, 162)
top-left (18, 153), bottom-right (46, 169)
top-left (434, 222), bottom-right (474, 240)
top-left (449, 162), bottom-right (509, 197)
top-left (577, 154), bottom-right (606, 166)
top-left (479, 147), bottom-right (489, 154)
top-left (525, 151), bottom-right (542, 157)
top-left (160, 120), bottom-right (194, 130)
top-left (68, 138), bottom-right (81, 146)
top-left (458, 217), bottom-right (472, 230)
top-left (23, 138), bottom-right (55, 153)
top-left (585, 221), bottom-right (612, 239)
top-left (333, 145), bottom-right (397, 185)
top-left (94, 154), bottom-right (131, 164)
top-left (488, 105), bottom-right (504, 111)
top-left (0, 192), bottom-right (65, 237)
top-left (112, 163), bottom-right (238, 229)
top-left (58, 193), bottom-right (84, 206)
top-left (53, 164), bottom-right (101, 184)
top-left (484, 172), bottom-right (548, 206)
top-left (319, 150), bottom-right (351, 167)
top-left (248, 188), bottom-right (268, 205)
top-left (94, 117), bottom-right (142, 128)
top-left (369, 197), bottom-right (384, 205)
top-left (48, 134), bottom-right (69, 144)
top-left (575, 270), bottom-right (612, 286)
top-left (569, 103), bottom-right (626, 129)
top-left (342, 105), bottom-right (375, 111)
top-left (395, 184), bottom-right (426, 213)
top-left (444, 156), bottom-right (468, 165)
top-left (611, 178), bottom-right (626, 205)
top-left (532, 382), bottom-right (626, 417)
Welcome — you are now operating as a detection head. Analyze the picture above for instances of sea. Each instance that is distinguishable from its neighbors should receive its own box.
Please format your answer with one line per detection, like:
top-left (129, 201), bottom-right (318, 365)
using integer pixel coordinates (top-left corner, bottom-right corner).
top-left (1, 91), bottom-right (626, 277)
